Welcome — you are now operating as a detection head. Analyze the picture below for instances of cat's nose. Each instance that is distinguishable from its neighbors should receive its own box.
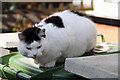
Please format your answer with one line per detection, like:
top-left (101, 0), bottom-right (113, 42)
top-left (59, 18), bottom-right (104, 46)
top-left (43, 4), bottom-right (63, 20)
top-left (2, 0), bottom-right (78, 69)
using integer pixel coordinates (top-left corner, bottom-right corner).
top-left (33, 54), bottom-right (37, 57)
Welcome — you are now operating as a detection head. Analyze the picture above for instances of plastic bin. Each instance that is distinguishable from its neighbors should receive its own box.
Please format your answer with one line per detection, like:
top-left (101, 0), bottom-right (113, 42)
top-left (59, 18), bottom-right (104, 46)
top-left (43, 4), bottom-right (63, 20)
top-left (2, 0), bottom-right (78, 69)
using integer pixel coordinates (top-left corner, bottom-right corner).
top-left (0, 52), bottom-right (88, 80)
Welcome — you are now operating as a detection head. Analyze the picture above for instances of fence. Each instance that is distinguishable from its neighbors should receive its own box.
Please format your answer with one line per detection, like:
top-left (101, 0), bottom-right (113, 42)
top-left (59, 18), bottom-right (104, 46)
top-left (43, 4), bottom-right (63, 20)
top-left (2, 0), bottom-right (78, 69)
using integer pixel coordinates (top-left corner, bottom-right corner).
top-left (1, 1), bottom-right (93, 32)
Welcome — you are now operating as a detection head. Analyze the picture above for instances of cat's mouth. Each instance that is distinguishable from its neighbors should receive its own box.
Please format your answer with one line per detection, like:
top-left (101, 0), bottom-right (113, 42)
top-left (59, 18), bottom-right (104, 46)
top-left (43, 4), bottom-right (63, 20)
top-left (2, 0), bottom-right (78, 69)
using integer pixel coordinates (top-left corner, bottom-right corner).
top-left (32, 56), bottom-right (36, 59)
top-left (27, 56), bottom-right (36, 59)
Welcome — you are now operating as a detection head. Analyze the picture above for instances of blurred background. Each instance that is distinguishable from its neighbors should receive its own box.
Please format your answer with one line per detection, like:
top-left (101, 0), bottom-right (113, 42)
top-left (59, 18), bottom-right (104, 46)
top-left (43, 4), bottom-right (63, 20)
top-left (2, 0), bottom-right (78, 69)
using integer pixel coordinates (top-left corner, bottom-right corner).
top-left (1, 0), bottom-right (94, 33)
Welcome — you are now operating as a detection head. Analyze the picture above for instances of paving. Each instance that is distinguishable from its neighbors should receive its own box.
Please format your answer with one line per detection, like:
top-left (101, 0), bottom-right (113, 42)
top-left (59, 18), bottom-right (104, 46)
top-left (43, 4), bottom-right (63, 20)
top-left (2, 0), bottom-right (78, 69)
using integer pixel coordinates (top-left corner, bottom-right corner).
top-left (0, 33), bottom-right (19, 48)
top-left (65, 53), bottom-right (119, 78)
top-left (0, 47), bottom-right (10, 56)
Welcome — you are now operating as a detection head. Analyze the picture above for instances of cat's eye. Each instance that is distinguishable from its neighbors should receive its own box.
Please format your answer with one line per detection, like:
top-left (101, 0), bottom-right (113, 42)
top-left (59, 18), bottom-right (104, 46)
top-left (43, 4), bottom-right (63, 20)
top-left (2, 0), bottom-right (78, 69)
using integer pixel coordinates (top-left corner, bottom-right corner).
top-left (37, 45), bottom-right (42, 49)
top-left (26, 47), bottom-right (31, 50)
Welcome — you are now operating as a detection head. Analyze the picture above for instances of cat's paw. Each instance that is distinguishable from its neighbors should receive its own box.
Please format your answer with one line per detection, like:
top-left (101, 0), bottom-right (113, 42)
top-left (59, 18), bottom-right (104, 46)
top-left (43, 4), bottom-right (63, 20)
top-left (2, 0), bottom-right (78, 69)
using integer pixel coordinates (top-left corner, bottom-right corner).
top-left (34, 59), bottom-right (38, 64)
top-left (39, 64), bottom-right (44, 68)
top-left (44, 60), bottom-right (56, 68)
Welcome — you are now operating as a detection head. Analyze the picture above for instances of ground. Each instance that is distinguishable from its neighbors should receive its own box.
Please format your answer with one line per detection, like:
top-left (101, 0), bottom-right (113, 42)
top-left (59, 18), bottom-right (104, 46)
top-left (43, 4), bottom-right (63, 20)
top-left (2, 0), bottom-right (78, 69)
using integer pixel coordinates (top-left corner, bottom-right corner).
top-left (95, 23), bottom-right (118, 43)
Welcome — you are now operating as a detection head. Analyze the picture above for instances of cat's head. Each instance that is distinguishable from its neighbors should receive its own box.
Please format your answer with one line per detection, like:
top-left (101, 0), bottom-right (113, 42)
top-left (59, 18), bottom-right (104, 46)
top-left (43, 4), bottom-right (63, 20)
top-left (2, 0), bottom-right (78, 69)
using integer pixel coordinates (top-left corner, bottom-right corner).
top-left (18, 27), bottom-right (46, 59)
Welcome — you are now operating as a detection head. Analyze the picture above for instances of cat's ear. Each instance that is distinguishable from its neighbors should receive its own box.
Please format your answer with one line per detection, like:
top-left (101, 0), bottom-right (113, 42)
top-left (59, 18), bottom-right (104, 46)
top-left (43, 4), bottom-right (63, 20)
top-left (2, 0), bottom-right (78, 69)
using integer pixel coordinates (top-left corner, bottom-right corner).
top-left (18, 33), bottom-right (25, 41)
top-left (38, 29), bottom-right (46, 38)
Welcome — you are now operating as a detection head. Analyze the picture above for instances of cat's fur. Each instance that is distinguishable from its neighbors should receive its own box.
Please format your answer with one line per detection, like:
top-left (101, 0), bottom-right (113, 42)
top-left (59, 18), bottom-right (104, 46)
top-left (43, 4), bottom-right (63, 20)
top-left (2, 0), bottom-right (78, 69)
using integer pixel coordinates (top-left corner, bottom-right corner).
top-left (18, 10), bottom-right (97, 67)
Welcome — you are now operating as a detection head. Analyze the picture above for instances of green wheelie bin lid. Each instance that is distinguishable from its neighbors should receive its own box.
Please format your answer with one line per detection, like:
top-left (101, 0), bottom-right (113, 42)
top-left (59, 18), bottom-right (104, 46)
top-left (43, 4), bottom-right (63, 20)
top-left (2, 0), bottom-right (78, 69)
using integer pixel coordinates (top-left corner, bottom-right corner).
top-left (0, 52), bottom-right (63, 80)
top-left (0, 52), bottom-right (89, 80)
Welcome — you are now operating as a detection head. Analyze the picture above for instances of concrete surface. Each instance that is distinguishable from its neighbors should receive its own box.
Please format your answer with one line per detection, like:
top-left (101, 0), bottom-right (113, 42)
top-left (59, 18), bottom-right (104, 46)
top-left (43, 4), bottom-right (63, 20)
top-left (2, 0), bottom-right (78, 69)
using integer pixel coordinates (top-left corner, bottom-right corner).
top-left (0, 47), bottom-right (10, 56)
top-left (0, 33), bottom-right (19, 48)
top-left (65, 54), bottom-right (118, 78)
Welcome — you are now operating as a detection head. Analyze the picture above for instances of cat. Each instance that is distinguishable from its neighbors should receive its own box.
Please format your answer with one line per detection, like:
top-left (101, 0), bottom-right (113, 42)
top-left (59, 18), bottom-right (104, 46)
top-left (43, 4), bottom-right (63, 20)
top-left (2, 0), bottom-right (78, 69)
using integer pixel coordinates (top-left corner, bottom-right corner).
top-left (18, 10), bottom-right (97, 68)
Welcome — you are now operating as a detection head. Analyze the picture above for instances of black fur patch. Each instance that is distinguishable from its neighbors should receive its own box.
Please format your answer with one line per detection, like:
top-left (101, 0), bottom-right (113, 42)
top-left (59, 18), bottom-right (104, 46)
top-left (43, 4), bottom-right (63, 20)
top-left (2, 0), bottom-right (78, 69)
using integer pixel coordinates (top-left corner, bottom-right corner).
top-left (22, 27), bottom-right (41, 44)
top-left (45, 16), bottom-right (64, 28)
top-left (71, 10), bottom-right (89, 18)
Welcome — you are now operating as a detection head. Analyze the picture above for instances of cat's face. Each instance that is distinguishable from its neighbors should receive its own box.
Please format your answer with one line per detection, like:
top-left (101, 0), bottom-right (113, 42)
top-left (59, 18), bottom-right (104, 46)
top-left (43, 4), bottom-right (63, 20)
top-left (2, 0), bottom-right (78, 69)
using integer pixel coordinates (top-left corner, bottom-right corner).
top-left (18, 27), bottom-right (46, 59)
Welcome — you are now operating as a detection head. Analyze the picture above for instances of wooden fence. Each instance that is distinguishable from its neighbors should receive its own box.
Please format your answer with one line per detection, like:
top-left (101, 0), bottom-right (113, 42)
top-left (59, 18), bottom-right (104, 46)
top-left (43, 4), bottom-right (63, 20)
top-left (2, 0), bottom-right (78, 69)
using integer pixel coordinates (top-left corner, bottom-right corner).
top-left (2, 2), bottom-right (93, 32)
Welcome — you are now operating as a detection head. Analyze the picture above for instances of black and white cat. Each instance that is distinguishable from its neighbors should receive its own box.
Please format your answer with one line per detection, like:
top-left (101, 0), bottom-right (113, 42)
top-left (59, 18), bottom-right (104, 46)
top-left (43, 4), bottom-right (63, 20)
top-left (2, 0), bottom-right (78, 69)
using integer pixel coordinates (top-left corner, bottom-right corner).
top-left (18, 10), bottom-right (97, 67)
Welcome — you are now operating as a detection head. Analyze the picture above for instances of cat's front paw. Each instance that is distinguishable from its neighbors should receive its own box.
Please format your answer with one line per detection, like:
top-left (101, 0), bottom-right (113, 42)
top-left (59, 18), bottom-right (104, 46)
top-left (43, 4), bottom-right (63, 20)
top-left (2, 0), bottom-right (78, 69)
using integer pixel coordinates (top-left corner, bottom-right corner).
top-left (43, 60), bottom-right (56, 68)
